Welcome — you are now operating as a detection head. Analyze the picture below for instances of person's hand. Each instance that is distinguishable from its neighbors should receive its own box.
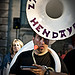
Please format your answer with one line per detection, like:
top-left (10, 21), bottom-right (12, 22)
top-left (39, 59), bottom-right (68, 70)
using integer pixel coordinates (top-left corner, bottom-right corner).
top-left (30, 64), bottom-right (46, 75)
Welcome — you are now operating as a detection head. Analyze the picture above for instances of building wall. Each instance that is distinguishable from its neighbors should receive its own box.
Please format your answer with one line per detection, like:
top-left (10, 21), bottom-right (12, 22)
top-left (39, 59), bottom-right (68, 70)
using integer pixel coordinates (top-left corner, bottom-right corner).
top-left (10, 0), bottom-right (20, 41)
top-left (11, 0), bottom-right (33, 45)
top-left (0, 0), bottom-right (9, 67)
top-left (0, 0), bottom-right (9, 56)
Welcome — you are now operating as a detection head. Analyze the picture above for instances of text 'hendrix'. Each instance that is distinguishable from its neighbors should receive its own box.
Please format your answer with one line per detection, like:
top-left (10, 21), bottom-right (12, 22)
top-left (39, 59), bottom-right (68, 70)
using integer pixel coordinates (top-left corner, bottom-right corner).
top-left (30, 18), bottom-right (75, 39)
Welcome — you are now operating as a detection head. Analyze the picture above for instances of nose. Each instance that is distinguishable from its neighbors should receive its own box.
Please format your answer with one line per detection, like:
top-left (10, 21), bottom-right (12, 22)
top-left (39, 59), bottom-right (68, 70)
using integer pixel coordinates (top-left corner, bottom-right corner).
top-left (40, 38), bottom-right (45, 44)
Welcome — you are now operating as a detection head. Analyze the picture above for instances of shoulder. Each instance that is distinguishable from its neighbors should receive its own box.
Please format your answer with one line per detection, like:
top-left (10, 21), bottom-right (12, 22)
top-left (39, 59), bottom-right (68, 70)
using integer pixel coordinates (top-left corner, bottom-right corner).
top-left (63, 49), bottom-right (75, 63)
top-left (67, 49), bottom-right (75, 55)
top-left (17, 50), bottom-right (33, 58)
top-left (4, 53), bottom-right (11, 59)
top-left (20, 50), bottom-right (32, 55)
top-left (64, 49), bottom-right (75, 59)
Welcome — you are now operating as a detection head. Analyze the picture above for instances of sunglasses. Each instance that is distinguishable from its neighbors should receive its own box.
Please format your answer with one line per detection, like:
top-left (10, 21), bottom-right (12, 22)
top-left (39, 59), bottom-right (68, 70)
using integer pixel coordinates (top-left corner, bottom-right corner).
top-left (38, 36), bottom-right (49, 45)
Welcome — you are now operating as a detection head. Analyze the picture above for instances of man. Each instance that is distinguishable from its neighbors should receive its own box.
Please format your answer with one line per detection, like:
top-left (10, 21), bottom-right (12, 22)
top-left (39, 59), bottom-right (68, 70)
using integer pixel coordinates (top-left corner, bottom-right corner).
top-left (64, 49), bottom-right (75, 75)
top-left (9, 32), bottom-right (68, 75)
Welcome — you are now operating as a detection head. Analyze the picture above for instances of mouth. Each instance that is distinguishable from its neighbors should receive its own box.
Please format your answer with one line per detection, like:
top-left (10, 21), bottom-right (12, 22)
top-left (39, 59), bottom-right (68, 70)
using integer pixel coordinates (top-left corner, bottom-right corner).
top-left (35, 46), bottom-right (45, 54)
top-left (15, 48), bottom-right (19, 51)
top-left (40, 46), bottom-right (44, 50)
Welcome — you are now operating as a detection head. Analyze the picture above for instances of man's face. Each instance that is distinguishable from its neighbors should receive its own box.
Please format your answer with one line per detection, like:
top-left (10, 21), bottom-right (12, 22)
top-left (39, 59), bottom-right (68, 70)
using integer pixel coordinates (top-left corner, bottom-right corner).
top-left (33, 34), bottom-right (49, 53)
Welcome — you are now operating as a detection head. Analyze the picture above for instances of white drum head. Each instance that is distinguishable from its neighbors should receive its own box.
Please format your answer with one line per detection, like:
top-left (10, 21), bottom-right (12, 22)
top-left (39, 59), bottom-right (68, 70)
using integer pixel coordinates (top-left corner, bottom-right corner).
top-left (26, 0), bottom-right (75, 40)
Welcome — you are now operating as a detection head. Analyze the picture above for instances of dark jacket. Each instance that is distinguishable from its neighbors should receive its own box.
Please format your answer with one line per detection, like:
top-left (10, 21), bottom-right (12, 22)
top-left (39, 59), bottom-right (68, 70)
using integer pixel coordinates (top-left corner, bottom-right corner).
top-left (64, 49), bottom-right (75, 75)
